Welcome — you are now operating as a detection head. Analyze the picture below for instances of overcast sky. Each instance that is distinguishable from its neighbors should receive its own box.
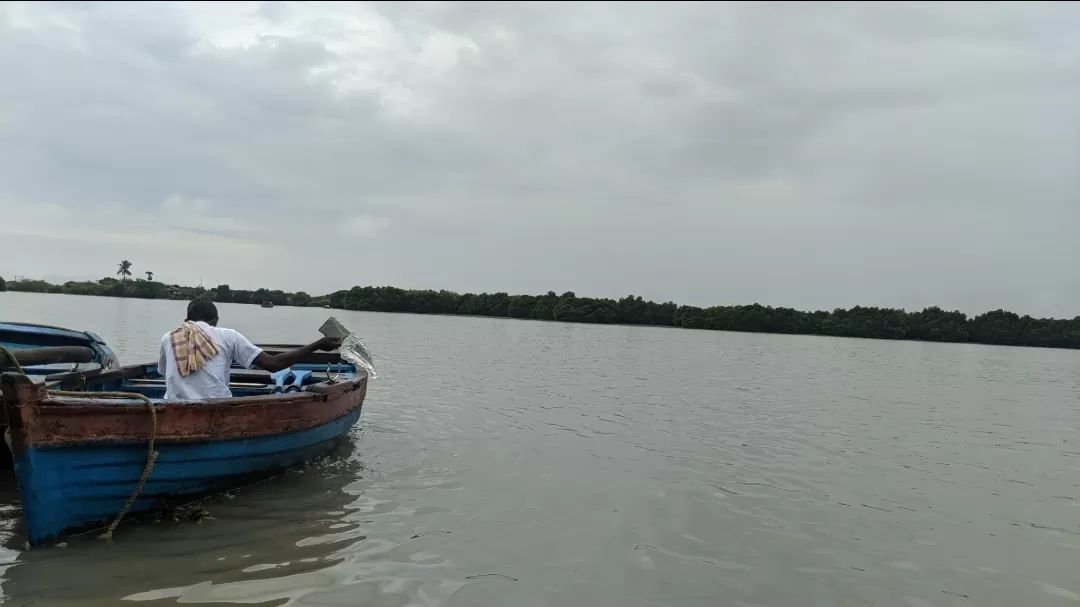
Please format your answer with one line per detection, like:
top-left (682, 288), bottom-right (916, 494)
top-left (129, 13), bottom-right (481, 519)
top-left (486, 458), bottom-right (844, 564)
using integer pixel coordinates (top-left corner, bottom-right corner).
top-left (1, 2), bottom-right (1077, 317)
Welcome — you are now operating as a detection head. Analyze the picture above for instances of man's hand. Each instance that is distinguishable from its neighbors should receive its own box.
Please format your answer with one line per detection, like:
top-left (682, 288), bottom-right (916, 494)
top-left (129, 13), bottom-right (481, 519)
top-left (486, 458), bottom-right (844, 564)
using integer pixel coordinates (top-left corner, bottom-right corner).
top-left (254, 336), bottom-right (345, 372)
top-left (315, 336), bottom-right (343, 351)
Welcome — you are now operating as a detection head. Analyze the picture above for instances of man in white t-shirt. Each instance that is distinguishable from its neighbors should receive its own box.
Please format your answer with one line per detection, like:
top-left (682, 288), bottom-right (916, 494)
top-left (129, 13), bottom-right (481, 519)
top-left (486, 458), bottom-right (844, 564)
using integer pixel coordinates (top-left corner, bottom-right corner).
top-left (158, 299), bottom-right (341, 401)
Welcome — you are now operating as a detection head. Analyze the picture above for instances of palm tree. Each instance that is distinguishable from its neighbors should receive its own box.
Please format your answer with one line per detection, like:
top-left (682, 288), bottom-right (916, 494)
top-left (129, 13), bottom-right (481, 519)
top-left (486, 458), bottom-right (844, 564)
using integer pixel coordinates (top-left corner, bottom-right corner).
top-left (145, 271), bottom-right (154, 281)
top-left (117, 260), bottom-right (132, 282)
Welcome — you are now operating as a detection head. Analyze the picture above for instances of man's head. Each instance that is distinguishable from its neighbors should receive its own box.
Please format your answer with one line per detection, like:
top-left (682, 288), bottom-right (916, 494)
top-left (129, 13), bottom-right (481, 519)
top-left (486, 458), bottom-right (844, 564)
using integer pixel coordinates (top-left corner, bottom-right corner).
top-left (186, 299), bottom-right (219, 326)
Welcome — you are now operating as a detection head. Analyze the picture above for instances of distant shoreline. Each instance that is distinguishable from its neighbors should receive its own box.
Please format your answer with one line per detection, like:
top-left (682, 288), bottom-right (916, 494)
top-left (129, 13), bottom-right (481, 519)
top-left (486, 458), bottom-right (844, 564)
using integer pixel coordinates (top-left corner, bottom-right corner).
top-left (2, 276), bottom-right (1077, 350)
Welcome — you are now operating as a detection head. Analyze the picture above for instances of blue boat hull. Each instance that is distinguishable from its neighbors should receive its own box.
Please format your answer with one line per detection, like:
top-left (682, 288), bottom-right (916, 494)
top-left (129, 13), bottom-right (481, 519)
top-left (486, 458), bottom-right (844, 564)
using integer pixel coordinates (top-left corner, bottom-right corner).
top-left (14, 407), bottom-right (362, 546)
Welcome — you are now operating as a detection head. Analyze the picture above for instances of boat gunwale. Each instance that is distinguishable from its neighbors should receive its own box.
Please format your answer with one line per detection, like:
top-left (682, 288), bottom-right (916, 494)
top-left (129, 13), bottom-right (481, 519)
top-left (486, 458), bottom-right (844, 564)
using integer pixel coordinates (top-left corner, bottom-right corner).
top-left (2, 369), bottom-right (368, 448)
top-left (0, 321), bottom-right (95, 335)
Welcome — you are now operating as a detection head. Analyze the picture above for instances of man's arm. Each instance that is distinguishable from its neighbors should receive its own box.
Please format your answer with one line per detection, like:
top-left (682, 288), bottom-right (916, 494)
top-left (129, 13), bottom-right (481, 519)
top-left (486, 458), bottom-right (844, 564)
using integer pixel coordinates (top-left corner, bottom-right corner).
top-left (252, 337), bottom-right (341, 373)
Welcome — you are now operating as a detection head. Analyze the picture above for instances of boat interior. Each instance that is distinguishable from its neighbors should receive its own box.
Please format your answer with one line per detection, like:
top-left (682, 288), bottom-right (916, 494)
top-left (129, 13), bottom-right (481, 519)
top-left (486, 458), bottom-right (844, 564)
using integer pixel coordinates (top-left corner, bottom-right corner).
top-left (2, 345), bottom-right (359, 401)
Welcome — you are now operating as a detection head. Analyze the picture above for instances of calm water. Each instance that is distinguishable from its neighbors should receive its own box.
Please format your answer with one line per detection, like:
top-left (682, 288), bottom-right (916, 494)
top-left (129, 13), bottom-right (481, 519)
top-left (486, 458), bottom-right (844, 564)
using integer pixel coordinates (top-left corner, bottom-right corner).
top-left (0, 292), bottom-right (1077, 607)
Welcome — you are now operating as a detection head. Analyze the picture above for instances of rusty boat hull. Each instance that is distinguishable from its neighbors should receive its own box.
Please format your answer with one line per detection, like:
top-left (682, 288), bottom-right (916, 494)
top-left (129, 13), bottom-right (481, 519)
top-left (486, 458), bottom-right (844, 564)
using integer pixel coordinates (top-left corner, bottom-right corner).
top-left (0, 352), bottom-right (367, 547)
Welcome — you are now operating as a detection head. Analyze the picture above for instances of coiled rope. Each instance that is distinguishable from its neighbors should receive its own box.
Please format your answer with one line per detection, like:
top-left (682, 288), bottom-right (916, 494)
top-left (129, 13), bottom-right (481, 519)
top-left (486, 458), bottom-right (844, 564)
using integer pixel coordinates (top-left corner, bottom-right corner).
top-left (0, 346), bottom-right (158, 542)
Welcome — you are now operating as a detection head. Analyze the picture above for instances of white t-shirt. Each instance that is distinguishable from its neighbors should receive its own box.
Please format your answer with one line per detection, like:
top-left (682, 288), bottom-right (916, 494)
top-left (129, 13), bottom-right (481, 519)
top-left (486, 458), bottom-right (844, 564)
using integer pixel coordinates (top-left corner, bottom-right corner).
top-left (158, 322), bottom-right (263, 401)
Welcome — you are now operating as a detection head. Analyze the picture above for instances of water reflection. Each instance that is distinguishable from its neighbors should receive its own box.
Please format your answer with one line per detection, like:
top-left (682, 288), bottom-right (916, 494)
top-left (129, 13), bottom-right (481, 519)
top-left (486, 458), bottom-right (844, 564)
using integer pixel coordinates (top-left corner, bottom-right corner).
top-left (0, 441), bottom-right (390, 604)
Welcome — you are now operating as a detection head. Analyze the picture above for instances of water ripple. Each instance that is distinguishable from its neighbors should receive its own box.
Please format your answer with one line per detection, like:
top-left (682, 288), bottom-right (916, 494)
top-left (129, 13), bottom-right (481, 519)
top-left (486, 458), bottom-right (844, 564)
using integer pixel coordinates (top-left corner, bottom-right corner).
top-left (0, 294), bottom-right (1076, 606)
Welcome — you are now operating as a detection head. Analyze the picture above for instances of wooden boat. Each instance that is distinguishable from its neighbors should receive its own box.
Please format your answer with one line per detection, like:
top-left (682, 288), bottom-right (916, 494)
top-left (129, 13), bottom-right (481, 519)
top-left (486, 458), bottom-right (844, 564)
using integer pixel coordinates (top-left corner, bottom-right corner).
top-left (261, 300), bottom-right (275, 308)
top-left (0, 322), bottom-right (120, 379)
top-left (0, 346), bottom-right (368, 547)
top-left (0, 322), bottom-right (122, 460)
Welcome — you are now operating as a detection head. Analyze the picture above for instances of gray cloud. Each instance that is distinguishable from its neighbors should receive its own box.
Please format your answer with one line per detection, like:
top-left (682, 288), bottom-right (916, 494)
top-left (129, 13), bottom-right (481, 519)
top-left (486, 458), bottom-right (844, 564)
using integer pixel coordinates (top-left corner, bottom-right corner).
top-left (1, 1), bottom-right (1078, 317)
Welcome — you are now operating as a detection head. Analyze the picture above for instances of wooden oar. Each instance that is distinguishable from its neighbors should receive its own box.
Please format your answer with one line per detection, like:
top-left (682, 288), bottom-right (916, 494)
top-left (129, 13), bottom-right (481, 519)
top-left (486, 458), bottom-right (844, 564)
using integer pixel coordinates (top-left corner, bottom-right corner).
top-left (5, 346), bottom-right (95, 368)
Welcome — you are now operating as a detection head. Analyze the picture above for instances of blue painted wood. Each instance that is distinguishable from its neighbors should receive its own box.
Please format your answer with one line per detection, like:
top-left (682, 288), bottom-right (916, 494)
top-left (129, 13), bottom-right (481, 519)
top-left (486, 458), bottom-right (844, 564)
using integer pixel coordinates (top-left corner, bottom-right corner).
top-left (232, 362), bottom-right (347, 373)
top-left (0, 341), bottom-right (38, 351)
top-left (14, 407), bottom-right (362, 546)
top-left (0, 322), bottom-right (110, 350)
top-left (74, 363), bottom-right (358, 399)
top-left (0, 322), bottom-right (119, 376)
top-left (0, 322), bottom-right (97, 342)
top-left (117, 385), bottom-right (281, 400)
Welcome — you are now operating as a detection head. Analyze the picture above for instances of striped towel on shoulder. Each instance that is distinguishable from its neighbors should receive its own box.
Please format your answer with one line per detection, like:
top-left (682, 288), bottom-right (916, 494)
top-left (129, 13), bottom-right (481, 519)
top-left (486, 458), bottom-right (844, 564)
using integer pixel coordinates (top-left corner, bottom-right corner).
top-left (169, 321), bottom-right (219, 377)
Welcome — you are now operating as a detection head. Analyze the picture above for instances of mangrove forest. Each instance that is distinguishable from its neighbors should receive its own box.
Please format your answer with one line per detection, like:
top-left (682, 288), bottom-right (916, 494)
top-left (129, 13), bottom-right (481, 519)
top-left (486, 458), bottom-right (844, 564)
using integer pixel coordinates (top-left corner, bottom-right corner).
top-left (2, 275), bottom-right (1078, 350)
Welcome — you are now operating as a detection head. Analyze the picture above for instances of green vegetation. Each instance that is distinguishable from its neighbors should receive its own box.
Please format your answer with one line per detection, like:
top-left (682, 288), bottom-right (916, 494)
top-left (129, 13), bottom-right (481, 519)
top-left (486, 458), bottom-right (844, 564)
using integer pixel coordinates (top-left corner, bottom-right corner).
top-left (116, 260), bottom-right (132, 282)
top-left (2, 275), bottom-right (1078, 349)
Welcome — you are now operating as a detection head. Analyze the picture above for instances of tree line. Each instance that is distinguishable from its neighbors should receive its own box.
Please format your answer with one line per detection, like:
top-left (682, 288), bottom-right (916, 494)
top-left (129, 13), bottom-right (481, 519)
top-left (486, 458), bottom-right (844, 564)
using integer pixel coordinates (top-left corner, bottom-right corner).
top-left (2, 275), bottom-right (1079, 350)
